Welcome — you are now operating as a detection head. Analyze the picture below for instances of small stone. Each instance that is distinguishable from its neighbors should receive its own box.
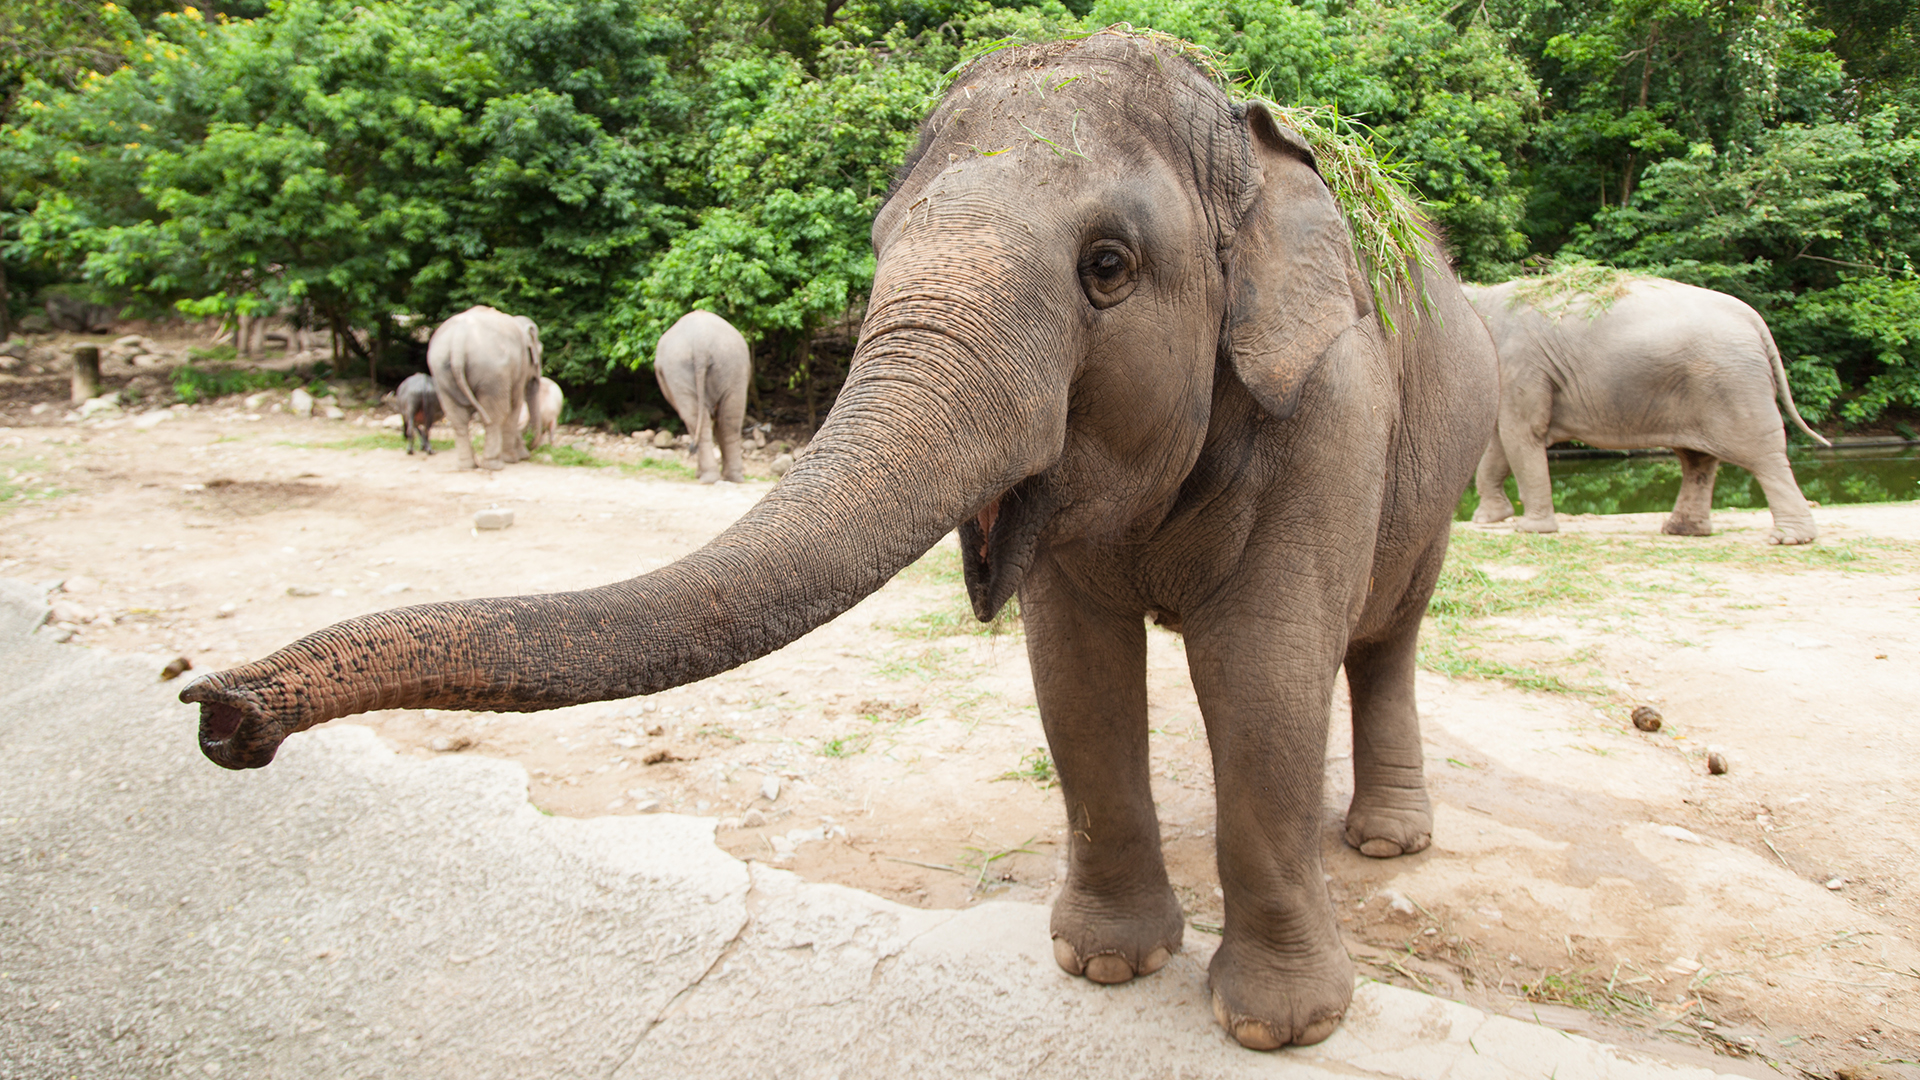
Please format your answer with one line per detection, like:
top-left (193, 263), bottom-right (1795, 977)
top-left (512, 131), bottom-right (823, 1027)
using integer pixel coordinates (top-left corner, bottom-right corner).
top-left (631, 799), bottom-right (661, 813)
top-left (286, 584), bottom-right (324, 597)
top-left (760, 775), bottom-right (781, 802)
top-left (378, 582), bottom-right (411, 595)
top-left (473, 508), bottom-right (514, 530)
top-left (289, 388), bottom-right (314, 417)
top-left (769, 453), bottom-right (795, 476)
top-left (1631, 704), bottom-right (1663, 732)
top-left (79, 394), bottom-right (121, 417)
top-left (1706, 749), bottom-right (1730, 775)
top-left (133, 410), bottom-right (171, 429)
top-left (322, 405), bottom-right (345, 420)
top-left (1825, 877), bottom-right (1845, 891)
top-left (61, 575), bottom-right (99, 594)
top-left (428, 735), bottom-right (473, 752)
top-left (49, 599), bottom-right (94, 625)
top-left (645, 724), bottom-right (664, 737)
top-left (216, 602), bottom-right (238, 618)
top-left (652, 429), bottom-right (677, 449)
top-left (741, 808), bottom-right (767, 829)
top-left (379, 413), bottom-right (405, 429)
top-left (159, 657), bottom-right (193, 681)
top-left (244, 392), bottom-right (271, 410)
top-left (30, 403), bottom-right (52, 416)
top-left (642, 749), bottom-right (683, 765)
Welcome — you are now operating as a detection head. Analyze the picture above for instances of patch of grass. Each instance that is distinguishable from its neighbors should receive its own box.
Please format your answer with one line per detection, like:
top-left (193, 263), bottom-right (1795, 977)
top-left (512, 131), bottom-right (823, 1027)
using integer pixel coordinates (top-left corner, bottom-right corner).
top-left (533, 443), bottom-right (610, 468)
top-left (889, 595), bottom-right (1022, 640)
top-left (958, 836), bottom-right (1039, 894)
top-left (1519, 966), bottom-right (1657, 1021)
top-left (693, 722), bottom-right (741, 743)
top-left (186, 344), bottom-right (239, 364)
top-left (0, 458), bottom-right (66, 507)
top-left (307, 432), bottom-right (453, 452)
top-left (900, 543), bottom-right (964, 585)
top-left (616, 456), bottom-right (699, 481)
top-left (995, 747), bottom-right (1057, 789)
top-left (821, 732), bottom-right (872, 758)
top-left (171, 364), bottom-right (284, 404)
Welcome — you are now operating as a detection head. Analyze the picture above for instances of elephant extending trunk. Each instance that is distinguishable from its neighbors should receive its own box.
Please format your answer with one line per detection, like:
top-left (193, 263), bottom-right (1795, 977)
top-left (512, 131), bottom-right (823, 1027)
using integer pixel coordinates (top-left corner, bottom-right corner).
top-left (183, 327), bottom-right (1049, 769)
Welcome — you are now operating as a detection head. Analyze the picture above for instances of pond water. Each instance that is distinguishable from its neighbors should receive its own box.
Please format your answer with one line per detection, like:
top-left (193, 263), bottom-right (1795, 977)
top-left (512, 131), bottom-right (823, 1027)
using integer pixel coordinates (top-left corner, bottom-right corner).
top-left (1457, 443), bottom-right (1920, 521)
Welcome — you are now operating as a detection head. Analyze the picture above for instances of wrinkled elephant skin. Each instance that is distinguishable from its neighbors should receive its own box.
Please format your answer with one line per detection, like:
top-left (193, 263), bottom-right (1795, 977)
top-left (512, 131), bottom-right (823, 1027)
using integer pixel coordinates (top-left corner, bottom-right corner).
top-left (181, 34), bottom-right (1498, 1049)
top-left (426, 306), bottom-right (542, 471)
top-left (655, 311), bottom-right (750, 484)
top-left (1467, 278), bottom-right (1828, 544)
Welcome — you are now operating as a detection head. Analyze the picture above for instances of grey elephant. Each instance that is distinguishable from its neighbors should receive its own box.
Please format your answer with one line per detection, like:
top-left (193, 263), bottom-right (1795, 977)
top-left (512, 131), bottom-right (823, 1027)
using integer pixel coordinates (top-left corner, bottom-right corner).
top-left (1468, 277), bottom-right (1830, 544)
top-left (654, 310), bottom-right (749, 484)
top-left (393, 372), bottom-right (442, 455)
top-left (516, 376), bottom-right (564, 451)
top-left (182, 33), bottom-right (1496, 1049)
top-left (426, 306), bottom-right (542, 471)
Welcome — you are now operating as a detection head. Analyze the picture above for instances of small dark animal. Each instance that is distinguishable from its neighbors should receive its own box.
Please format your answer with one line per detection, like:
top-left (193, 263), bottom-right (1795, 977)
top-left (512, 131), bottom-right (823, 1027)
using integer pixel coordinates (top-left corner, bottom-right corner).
top-left (394, 373), bottom-right (443, 455)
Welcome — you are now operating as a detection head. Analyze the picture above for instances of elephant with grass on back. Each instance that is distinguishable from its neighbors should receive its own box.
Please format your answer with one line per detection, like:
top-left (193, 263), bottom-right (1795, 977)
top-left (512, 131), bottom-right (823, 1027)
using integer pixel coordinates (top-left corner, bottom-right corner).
top-left (1468, 276), bottom-right (1830, 544)
top-left (181, 32), bottom-right (1497, 1048)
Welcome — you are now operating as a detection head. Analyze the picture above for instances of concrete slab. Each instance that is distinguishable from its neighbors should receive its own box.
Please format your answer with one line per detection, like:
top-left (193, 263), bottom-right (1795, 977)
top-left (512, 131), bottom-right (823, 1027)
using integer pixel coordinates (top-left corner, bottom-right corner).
top-left (0, 581), bottom-right (1750, 1079)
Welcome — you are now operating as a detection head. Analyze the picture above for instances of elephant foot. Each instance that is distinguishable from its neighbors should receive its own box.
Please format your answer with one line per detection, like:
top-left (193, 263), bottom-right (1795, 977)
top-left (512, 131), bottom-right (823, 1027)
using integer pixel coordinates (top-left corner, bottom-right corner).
top-left (1513, 514), bottom-right (1559, 534)
top-left (697, 473), bottom-right (721, 485)
top-left (1661, 514), bottom-right (1713, 537)
top-left (1471, 500), bottom-right (1514, 524)
top-left (1207, 916), bottom-right (1353, 1049)
top-left (723, 469), bottom-right (746, 484)
top-left (1343, 793), bottom-right (1433, 858)
top-left (1049, 879), bottom-right (1184, 986)
top-left (1767, 527), bottom-right (1816, 545)
top-left (480, 459), bottom-right (505, 472)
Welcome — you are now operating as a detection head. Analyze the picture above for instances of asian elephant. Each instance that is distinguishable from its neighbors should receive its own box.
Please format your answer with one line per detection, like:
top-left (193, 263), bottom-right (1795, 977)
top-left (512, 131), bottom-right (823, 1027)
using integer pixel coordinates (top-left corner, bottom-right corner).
top-left (1468, 278), bottom-right (1830, 544)
top-left (425, 306), bottom-right (542, 471)
top-left (393, 372), bottom-right (442, 455)
top-left (654, 310), bottom-right (750, 484)
top-left (181, 33), bottom-right (1497, 1049)
top-left (516, 376), bottom-right (564, 451)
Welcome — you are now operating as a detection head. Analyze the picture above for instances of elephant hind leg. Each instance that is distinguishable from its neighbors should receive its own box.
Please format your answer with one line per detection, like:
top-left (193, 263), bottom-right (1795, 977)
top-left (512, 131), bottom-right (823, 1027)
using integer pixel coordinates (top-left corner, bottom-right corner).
top-left (1471, 436), bottom-right (1515, 524)
top-left (1341, 547), bottom-right (1442, 859)
top-left (1734, 447), bottom-right (1817, 545)
top-left (1663, 449), bottom-right (1719, 536)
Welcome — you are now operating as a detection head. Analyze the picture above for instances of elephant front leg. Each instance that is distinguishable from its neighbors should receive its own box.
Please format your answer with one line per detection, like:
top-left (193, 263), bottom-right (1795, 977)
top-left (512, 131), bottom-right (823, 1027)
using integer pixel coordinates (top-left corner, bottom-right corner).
top-left (1188, 620), bottom-right (1353, 1048)
top-left (1470, 436), bottom-right (1515, 524)
top-left (1024, 564), bottom-right (1183, 986)
top-left (1663, 448), bottom-right (1719, 536)
top-left (1343, 579), bottom-right (1437, 858)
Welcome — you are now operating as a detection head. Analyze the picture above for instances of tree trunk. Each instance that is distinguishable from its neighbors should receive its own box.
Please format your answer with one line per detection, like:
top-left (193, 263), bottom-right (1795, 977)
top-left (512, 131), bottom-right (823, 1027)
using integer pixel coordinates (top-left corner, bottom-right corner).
top-left (70, 346), bottom-right (100, 404)
top-left (0, 259), bottom-right (11, 340)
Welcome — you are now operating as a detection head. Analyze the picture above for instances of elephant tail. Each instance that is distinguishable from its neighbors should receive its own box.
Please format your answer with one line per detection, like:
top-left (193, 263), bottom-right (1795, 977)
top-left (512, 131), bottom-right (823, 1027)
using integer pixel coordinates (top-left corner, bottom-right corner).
top-left (450, 346), bottom-right (494, 430)
top-left (1761, 323), bottom-right (1831, 448)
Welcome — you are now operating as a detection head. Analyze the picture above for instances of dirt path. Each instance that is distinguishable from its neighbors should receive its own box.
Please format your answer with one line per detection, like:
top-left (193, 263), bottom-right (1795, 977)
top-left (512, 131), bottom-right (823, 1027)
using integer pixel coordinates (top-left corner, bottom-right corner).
top-left (4, 347), bottom-right (1918, 1079)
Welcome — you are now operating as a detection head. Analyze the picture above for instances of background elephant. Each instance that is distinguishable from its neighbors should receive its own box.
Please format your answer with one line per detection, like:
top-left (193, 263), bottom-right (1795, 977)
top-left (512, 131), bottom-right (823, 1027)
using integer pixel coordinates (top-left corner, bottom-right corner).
top-left (182, 33), bottom-right (1497, 1049)
top-left (1468, 278), bottom-right (1830, 544)
top-left (515, 376), bottom-right (564, 450)
top-left (425, 306), bottom-right (542, 471)
top-left (393, 372), bottom-right (442, 455)
top-left (654, 310), bottom-right (749, 484)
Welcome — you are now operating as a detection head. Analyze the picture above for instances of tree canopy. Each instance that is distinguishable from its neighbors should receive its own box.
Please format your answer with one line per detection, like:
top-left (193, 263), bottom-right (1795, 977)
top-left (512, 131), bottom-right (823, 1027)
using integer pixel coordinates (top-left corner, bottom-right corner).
top-left (3, 0), bottom-right (1916, 429)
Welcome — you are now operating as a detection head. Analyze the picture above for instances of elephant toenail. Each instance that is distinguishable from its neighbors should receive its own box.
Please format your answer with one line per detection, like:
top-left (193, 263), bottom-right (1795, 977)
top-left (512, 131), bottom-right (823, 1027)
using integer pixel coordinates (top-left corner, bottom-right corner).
top-left (1296, 1016), bottom-right (1341, 1046)
top-left (1359, 838), bottom-right (1404, 858)
top-left (1051, 937), bottom-right (1085, 976)
top-left (1140, 946), bottom-right (1171, 975)
top-left (1084, 954), bottom-right (1135, 984)
top-left (1231, 1018), bottom-right (1283, 1051)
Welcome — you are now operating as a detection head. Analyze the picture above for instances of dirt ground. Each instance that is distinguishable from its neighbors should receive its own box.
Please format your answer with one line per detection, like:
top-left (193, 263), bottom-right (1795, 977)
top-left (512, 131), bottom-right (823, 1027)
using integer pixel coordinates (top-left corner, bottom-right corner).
top-left (5, 331), bottom-right (1919, 1079)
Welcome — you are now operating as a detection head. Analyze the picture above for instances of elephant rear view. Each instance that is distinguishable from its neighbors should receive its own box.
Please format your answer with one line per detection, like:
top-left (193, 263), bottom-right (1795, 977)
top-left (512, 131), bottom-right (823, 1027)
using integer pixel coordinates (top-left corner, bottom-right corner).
top-left (654, 311), bottom-right (749, 484)
top-left (427, 306), bottom-right (542, 471)
top-left (1469, 277), bottom-right (1829, 544)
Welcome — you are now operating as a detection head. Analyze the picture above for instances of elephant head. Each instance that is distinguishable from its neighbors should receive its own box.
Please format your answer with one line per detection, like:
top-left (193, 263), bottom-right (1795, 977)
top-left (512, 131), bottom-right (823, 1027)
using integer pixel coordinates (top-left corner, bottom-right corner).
top-left (183, 32), bottom-right (1374, 772)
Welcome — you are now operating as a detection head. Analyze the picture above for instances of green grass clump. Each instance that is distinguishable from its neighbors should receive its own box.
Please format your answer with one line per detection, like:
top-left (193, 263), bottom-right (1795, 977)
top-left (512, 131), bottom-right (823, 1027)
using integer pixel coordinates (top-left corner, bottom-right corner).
top-left (995, 748), bottom-right (1057, 789)
top-left (171, 364), bottom-right (284, 404)
top-left (308, 432), bottom-right (453, 452)
top-left (532, 444), bottom-right (609, 468)
top-left (617, 456), bottom-right (699, 481)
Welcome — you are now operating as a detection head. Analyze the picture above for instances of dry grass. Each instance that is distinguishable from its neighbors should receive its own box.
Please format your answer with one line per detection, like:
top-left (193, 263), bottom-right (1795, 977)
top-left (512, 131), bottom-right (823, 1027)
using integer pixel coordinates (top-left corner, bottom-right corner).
top-left (1509, 256), bottom-right (1647, 318)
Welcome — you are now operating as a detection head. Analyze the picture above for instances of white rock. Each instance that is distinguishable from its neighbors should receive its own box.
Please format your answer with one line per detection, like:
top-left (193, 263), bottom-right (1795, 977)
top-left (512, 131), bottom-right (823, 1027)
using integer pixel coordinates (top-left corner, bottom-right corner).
top-left (769, 453), bottom-right (795, 476)
top-left (323, 405), bottom-right (346, 421)
top-left (244, 392), bottom-right (271, 409)
top-left (760, 775), bottom-right (781, 802)
top-left (652, 429), bottom-right (678, 449)
top-left (79, 394), bottom-right (121, 417)
top-left (473, 508), bottom-right (514, 530)
top-left (134, 410), bottom-right (171, 429)
top-left (1656, 824), bottom-right (1706, 845)
top-left (380, 413), bottom-right (405, 429)
top-left (61, 575), bottom-right (100, 594)
top-left (740, 809), bottom-right (767, 828)
top-left (379, 583), bottom-right (411, 595)
top-left (49, 599), bottom-right (94, 624)
top-left (286, 584), bottom-right (324, 597)
top-left (289, 388), bottom-right (314, 417)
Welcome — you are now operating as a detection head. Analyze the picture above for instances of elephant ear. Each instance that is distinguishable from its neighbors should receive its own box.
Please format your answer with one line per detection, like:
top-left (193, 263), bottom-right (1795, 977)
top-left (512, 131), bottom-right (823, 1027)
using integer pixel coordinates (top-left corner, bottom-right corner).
top-left (1223, 103), bottom-right (1373, 421)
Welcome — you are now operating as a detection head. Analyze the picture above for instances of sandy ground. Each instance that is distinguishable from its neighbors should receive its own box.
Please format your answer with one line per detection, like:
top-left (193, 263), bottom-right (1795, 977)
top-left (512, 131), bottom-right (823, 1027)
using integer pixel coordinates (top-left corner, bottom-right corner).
top-left (3, 338), bottom-right (1918, 1079)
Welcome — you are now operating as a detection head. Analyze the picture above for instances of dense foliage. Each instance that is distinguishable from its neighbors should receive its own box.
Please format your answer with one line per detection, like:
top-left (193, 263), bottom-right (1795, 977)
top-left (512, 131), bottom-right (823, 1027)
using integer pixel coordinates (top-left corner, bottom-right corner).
top-left (3, 0), bottom-right (1916, 428)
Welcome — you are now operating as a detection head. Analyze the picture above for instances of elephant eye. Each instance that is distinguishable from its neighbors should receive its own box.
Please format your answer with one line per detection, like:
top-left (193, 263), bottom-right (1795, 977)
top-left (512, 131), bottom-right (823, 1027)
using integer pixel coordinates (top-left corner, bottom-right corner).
top-left (1078, 240), bottom-right (1138, 309)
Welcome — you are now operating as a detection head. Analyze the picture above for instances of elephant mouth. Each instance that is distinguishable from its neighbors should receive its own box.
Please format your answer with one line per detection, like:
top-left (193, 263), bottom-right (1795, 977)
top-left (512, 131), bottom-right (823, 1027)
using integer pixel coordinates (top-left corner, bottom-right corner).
top-left (959, 477), bottom-right (1052, 621)
top-left (181, 678), bottom-right (286, 770)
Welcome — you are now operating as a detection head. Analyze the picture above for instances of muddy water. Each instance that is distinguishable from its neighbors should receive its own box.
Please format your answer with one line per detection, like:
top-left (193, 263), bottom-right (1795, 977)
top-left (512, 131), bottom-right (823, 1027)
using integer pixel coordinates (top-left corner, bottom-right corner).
top-left (1460, 442), bottom-right (1920, 519)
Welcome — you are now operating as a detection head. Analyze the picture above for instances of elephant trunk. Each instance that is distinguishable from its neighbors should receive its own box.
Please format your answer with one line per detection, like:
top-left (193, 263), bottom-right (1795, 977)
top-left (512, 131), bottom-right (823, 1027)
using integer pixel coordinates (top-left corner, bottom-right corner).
top-left (182, 323), bottom-right (1055, 770)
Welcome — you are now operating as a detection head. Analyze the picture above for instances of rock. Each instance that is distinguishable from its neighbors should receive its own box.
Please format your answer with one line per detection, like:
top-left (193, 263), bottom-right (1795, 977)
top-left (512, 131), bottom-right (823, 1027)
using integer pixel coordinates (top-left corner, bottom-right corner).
top-left (244, 392), bottom-right (271, 410)
top-left (286, 584), bottom-right (324, 597)
top-left (216, 602), bottom-right (238, 618)
top-left (0, 340), bottom-right (26, 359)
top-left (631, 429), bottom-right (654, 441)
top-left (1630, 705), bottom-right (1662, 732)
top-left (79, 393), bottom-right (121, 417)
top-left (751, 427), bottom-right (767, 449)
top-left (642, 749), bottom-right (684, 765)
top-left (134, 410), bottom-right (172, 430)
top-left (740, 808), bottom-right (768, 828)
top-left (61, 575), bottom-right (100, 594)
top-left (1656, 825), bottom-right (1706, 845)
top-left (1825, 877), bottom-right (1845, 891)
top-left (49, 599), bottom-right (95, 625)
top-left (29, 403), bottom-right (52, 416)
top-left (644, 724), bottom-right (664, 737)
top-left (289, 388), bottom-right (314, 417)
top-left (378, 583), bottom-right (411, 595)
top-left (1706, 749), bottom-right (1730, 775)
top-left (473, 508), bottom-right (514, 531)
top-left (769, 453), bottom-right (795, 476)
top-left (429, 735), bottom-right (474, 753)
top-left (113, 334), bottom-right (144, 349)
top-left (18, 313), bottom-right (50, 333)
top-left (130, 353), bottom-right (162, 368)
top-left (159, 656), bottom-right (193, 681)
top-left (760, 775), bottom-right (781, 802)
top-left (322, 405), bottom-right (346, 421)
top-left (652, 429), bottom-right (678, 449)
top-left (379, 413), bottom-right (405, 429)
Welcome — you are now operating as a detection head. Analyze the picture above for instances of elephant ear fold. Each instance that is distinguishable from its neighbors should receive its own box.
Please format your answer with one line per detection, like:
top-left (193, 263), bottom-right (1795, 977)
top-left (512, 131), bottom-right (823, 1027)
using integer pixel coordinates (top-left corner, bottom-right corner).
top-left (1224, 103), bottom-right (1372, 421)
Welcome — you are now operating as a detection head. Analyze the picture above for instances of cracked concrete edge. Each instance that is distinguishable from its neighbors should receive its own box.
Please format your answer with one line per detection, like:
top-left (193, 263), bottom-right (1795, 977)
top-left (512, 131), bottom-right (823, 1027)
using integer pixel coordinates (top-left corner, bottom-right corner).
top-left (0, 580), bottom-right (1753, 1080)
